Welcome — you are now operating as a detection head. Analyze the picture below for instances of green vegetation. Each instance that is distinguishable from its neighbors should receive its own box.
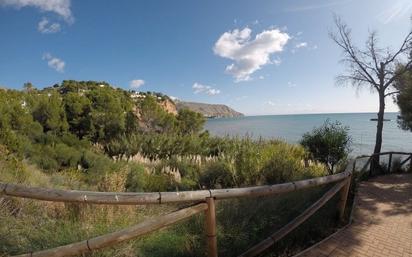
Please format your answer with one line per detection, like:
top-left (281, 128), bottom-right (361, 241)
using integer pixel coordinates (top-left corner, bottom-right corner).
top-left (301, 120), bottom-right (351, 174)
top-left (395, 64), bottom-right (412, 131)
top-left (0, 80), bottom-right (343, 257)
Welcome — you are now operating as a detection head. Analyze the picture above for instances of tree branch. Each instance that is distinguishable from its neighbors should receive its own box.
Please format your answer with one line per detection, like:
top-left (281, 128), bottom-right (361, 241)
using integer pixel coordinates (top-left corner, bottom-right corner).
top-left (384, 30), bottom-right (412, 65)
top-left (384, 90), bottom-right (400, 97)
top-left (330, 16), bottom-right (379, 87)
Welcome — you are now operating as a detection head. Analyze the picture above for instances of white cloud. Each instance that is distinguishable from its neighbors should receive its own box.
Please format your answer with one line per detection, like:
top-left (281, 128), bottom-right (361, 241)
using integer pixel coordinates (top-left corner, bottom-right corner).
top-left (0, 0), bottom-right (73, 23)
top-left (37, 17), bottom-right (60, 33)
top-left (192, 82), bottom-right (221, 96)
top-left (214, 27), bottom-right (290, 82)
top-left (272, 57), bottom-right (282, 66)
top-left (42, 53), bottom-right (65, 72)
top-left (130, 79), bottom-right (145, 89)
top-left (287, 81), bottom-right (297, 88)
top-left (295, 42), bottom-right (308, 48)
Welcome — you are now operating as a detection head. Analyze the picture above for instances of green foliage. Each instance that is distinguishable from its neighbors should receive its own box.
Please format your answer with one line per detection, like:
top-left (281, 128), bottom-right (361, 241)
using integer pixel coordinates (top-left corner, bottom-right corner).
top-left (300, 120), bottom-right (351, 174)
top-left (199, 160), bottom-right (234, 188)
top-left (32, 92), bottom-right (69, 134)
top-left (176, 108), bottom-right (205, 135)
top-left (87, 87), bottom-right (127, 142)
top-left (0, 81), bottom-right (338, 257)
top-left (63, 92), bottom-right (94, 139)
top-left (138, 95), bottom-right (177, 133)
top-left (394, 66), bottom-right (412, 131)
top-left (124, 163), bottom-right (147, 191)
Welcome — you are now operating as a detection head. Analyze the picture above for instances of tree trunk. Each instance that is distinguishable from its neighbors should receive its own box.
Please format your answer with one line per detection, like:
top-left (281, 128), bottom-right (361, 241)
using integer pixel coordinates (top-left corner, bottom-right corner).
top-left (371, 90), bottom-right (385, 174)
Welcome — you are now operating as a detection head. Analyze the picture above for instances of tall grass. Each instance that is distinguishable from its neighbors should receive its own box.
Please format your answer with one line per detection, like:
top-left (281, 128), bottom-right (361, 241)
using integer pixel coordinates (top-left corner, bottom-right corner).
top-left (0, 137), bottom-right (337, 257)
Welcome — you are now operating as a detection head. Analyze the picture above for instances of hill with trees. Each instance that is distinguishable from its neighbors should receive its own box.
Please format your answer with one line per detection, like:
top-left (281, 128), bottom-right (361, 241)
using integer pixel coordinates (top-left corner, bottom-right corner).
top-left (0, 80), bottom-right (348, 257)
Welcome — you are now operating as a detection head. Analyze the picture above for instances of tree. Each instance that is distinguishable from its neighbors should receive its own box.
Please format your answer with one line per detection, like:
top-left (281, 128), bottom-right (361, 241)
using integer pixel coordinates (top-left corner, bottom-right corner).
top-left (32, 92), bottom-right (68, 134)
top-left (176, 108), bottom-right (205, 135)
top-left (330, 16), bottom-right (412, 169)
top-left (23, 82), bottom-right (35, 93)
top-left (138, 96), bottom-right (177, 134)
top-left (300, 120), bottom-right (351, 174)
top-left (394, 64), bottom-right (412, 131)
top-left (63, 92), bottom-right (94, 139)
top-left (87, 88), bottom-right (126, 142)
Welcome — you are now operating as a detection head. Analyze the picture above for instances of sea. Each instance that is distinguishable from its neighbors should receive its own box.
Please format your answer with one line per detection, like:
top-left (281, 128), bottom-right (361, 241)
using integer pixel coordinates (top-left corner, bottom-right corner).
top-left (204, 112), bottom-right (412, 157)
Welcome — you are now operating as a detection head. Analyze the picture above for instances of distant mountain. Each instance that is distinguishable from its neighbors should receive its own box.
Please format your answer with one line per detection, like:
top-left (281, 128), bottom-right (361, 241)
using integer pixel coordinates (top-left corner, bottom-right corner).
top-left (175, 101), bottom-right (244, 118)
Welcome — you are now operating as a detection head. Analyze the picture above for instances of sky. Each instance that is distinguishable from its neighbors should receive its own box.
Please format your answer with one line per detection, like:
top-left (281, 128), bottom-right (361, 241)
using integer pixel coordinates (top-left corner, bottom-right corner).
top-left (1, 0), bottom-right (412, 115)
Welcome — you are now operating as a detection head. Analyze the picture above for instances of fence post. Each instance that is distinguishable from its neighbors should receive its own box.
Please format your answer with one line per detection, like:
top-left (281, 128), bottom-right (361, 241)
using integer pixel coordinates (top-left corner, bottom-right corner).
top-left (352, 159), bottom-right (357, 173)
top-left (338, 175), bottom-right (351, 222)
top-left (388, 153), bottom-right (392, 174)
top-left (205, 197), bottom-right (218, 257)
top-left (369, 156), bottom-right (373, 177)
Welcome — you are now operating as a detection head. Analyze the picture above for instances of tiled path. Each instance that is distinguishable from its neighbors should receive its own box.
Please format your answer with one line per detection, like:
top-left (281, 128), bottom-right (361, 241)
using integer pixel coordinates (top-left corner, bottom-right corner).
top-left (296, 174), bottom-right (412, 257)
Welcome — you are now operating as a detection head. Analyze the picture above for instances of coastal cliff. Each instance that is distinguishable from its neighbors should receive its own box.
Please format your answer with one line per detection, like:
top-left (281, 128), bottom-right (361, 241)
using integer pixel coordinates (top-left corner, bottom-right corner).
top-left (175, 101), bottom-right (244, 118)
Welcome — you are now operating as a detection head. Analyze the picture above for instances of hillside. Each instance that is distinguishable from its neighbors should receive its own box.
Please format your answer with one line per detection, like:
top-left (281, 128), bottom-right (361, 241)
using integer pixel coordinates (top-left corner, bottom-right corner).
top-left (176, 101), bottom-right (244, 118)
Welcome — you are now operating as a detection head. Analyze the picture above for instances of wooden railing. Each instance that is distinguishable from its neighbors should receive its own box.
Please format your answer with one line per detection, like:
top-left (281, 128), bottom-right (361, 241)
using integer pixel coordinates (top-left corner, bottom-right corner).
top-left (0, 171), bottom-right (352, 257)
top-left (352, 151), bottom-right (412, 177)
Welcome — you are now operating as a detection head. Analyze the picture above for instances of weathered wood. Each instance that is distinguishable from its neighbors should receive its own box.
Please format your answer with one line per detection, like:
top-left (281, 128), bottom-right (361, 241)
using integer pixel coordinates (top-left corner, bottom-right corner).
top-left (205, 197), bottom-right (218, 257)
top-left (369, 156), bottom-right (374, 176)
top-left (399, 155), bottom-right (412, 166)
top-left (0, 171), bottom-right (351, 205)
top-left (209, 171), bottom-right (349, 200)
top-left (12, 203), bottom-right (208, 257)
top-left (159, 190), bottom-right (211, 203)
top-left (409, 154), bottom-right (412, 170)
top-left (388, 153), bottom-right (393, 173)
top-left (238, 180), bottom-right (347, 257)
top-left (357, 151), bottom-right (412, 160)
top-left (338, 176), bottom-right (351, 221)
top-left (361, 157), bottom-right (372, 173)
top-left (352, 159), bottom-right (357, 173)
top-left (368, 151), bottom-right (411, 156)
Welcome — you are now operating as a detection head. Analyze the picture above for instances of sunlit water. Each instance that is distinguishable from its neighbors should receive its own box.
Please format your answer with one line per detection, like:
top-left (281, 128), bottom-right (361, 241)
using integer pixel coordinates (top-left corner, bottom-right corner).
top-left (204, 112), bottom-right (412, 156)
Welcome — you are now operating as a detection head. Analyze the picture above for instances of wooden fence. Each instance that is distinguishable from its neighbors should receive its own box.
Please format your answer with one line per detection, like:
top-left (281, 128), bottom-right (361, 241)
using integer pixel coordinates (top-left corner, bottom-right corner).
top-left (4, 151), bottom-right (409, 257)
top-left (1, 170), bottom-right (353, 257)
top-left (352, 151), bottom-right (412, 176)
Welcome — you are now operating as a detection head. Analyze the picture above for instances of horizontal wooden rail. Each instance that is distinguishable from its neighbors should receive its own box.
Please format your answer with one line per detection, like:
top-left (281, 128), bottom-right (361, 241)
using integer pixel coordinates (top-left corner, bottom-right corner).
top-left (238, 180), bottom-right (347, 257)
top-left (12, 203), bottom-right (208, 257)
top-left (0, 171), bottom-right (351, 205)
top-left (355, 151), bottom-right (412, 159)
top-left (352, 151), bottom-right (412, 177)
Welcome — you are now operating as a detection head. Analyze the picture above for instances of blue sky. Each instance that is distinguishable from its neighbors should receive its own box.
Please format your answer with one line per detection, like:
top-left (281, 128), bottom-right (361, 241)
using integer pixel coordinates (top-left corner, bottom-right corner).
top-left (1, 0), bottom-right (412, 115)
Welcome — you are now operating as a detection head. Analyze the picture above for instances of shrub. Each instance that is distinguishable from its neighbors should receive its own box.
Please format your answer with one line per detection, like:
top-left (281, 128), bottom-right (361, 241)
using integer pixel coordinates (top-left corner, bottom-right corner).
top-left (54, 143), bottom-right (82, 168)
top-left (199, 161), bottom-right (234, 189)
top-left (125, 163), bottom-right (147, 192)
top-left (300, 120), bottom-right (351, 174)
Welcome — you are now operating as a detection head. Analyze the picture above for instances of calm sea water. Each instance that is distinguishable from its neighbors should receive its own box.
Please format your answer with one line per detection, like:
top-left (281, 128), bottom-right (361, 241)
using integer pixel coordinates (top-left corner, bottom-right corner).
top-left (204, 112), bottom-right (412, 156)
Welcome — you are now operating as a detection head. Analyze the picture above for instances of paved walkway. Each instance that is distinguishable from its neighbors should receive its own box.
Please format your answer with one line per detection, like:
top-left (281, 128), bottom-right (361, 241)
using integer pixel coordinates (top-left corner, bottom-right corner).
top-left (297, 174), bottom-right (412, 257)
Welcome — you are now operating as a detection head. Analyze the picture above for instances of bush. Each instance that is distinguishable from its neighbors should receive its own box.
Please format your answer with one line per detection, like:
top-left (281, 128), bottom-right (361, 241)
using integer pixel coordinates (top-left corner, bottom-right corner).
top-left (125, 163), bottom-right (147, 192)
top-left (199, 161), bottom-right (234, 189)
top-left (54, 143), bottom-right (82, 168)
top-left (300, 120), bottom-right (351, 174)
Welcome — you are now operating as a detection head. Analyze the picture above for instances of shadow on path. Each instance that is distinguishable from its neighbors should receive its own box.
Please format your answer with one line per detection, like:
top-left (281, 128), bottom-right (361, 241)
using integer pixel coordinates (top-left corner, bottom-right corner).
top-left (295, 173), bottom-right (412, 257)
